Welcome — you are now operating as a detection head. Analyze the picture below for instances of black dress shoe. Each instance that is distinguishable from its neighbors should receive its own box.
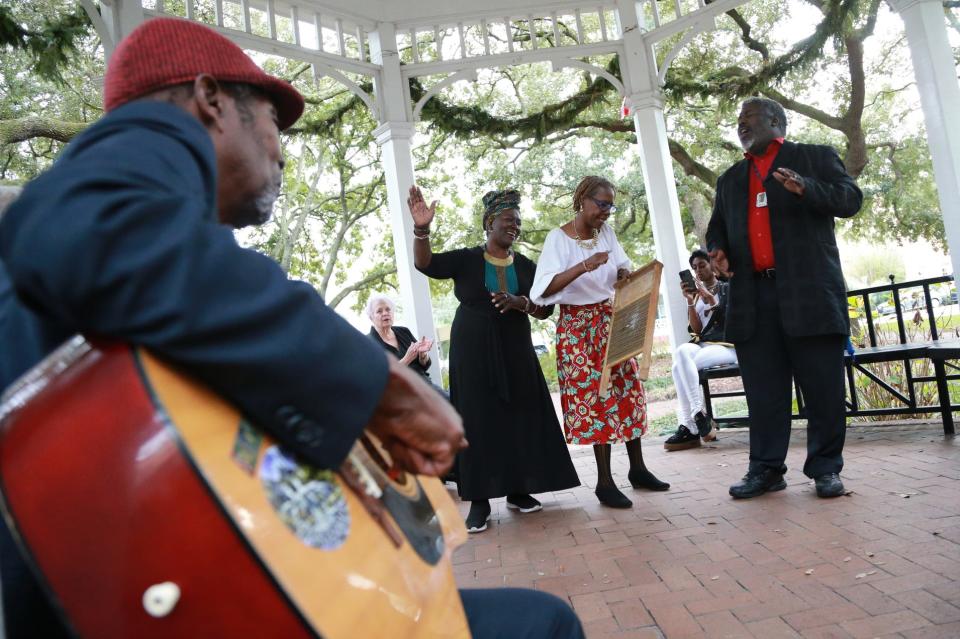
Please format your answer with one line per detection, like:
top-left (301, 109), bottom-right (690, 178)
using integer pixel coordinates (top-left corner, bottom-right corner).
top-left (628, 468), bottom-right (670, 491)
top-left (664, 425), bottom-right (701, 451)
top-left (465, 500), bottom-right (492, 533)
top-left (814, 473), bottom-right (845, 498)
top-left (728, 468), bottom-right (787, 499)
top-left (595, 485), bottom-right (633, 508)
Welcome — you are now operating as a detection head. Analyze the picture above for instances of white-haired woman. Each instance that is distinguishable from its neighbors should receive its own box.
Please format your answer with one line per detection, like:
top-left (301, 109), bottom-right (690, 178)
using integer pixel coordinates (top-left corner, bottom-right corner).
top-left (366, 293), bottom-right (433, 380)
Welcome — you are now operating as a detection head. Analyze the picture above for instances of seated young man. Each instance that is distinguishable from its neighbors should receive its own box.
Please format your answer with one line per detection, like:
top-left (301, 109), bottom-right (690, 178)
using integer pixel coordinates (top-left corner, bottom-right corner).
top-left (664, 250), bottom-right (737, 451)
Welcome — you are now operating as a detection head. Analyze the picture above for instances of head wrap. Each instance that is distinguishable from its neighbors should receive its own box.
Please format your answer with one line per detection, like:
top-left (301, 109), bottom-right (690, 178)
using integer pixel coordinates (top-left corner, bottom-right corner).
top-left (104, 17), bottom-right (305, 130)
top-left (481, 189), bottom-right (521, 229)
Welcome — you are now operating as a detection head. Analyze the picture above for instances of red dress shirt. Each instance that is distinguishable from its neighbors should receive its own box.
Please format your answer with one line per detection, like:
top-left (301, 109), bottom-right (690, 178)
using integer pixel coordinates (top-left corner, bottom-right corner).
top-left (745, 138), bottom-right (784, 271)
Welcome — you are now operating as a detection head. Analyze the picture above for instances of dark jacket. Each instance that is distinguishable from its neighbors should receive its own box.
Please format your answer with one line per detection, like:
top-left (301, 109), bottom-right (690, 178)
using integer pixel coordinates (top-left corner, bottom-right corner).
top-left (0, 101), bottom-right (387, 470)
top-left (706, 141), bottom-right (862, 342)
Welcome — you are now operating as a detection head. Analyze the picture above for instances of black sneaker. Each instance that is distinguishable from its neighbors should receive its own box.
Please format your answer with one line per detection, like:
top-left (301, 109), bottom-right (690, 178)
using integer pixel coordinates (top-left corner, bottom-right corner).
top-left (506, 494), bottom-right (542, 513)
top-left (664, 425), bottom-right (701, 451)
top-left (729, 468), bottom-right (787, 499)
top-left (694, 412), bottom-right (718, 442)
top-left (465, 500), bottom-right (492, 533)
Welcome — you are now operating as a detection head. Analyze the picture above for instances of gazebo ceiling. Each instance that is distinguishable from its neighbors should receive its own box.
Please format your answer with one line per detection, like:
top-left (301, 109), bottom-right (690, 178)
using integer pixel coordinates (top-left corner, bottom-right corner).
top-left (301, 0), bottom-right (592, 25)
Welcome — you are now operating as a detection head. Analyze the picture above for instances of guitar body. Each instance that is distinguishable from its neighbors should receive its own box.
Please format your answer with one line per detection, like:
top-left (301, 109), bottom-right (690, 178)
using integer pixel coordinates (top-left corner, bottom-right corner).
top-left (0, 338), bottom-right (469, 638)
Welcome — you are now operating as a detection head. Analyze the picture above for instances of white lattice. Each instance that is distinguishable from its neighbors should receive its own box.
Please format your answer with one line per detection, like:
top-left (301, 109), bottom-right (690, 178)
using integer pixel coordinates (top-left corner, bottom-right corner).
top-left (394, 4), bottom-right (621, 73)
top-left (141, 0), bottom-right (378, 76)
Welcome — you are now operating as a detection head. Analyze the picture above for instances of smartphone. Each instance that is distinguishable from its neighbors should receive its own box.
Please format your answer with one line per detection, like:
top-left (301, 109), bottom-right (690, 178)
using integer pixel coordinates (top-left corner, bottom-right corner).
top-left (679, 269), bottom-right (695, 287)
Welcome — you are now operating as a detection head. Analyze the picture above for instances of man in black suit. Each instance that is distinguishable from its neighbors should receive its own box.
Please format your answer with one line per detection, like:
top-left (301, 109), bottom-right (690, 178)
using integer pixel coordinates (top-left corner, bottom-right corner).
top-left (706, 97), bottom-right (862, 499)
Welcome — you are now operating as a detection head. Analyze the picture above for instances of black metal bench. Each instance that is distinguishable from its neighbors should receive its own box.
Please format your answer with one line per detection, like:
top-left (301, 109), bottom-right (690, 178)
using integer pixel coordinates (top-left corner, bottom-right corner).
top-left (698, 363), bottom-right (806, 427)
top-left (698, 275), bottom-right (959, 435)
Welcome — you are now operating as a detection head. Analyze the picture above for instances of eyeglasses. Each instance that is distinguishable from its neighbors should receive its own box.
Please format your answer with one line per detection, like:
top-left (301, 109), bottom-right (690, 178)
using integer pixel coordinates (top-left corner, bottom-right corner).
top-left (589, 197), bottom-right (618, 213)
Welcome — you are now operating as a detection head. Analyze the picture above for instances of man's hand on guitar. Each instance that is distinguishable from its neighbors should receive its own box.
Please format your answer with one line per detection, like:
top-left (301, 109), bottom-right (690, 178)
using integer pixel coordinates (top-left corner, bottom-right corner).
top-left (367, 356), bottom-right (466, 477)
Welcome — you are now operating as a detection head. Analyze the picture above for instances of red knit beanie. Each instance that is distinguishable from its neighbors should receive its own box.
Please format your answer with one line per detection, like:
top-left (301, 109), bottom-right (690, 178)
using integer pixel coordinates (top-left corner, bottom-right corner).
top-left (104, 17), bottom-right (305, 130)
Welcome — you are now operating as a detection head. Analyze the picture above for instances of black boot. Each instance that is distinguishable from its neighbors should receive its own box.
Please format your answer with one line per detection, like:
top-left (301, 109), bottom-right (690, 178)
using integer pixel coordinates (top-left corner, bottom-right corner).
top-left (626, 437), bottom-right (670, 490)
top-left (593, 444), bottom-right (632, 508)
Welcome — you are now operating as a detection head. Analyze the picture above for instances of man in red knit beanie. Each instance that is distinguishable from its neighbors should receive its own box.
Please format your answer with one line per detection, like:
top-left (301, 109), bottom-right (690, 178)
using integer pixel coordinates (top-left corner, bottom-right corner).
top-left (0, 16), bottom-right (584, 639)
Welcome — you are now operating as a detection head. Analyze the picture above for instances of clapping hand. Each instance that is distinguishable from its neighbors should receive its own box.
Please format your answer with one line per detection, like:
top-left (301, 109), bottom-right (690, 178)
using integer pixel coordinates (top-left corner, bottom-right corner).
top-left (416, 336), bottom-right (433, 353)
top-left (401, 341), bottom-right (420, 365)
top-left (407, 185), bottom-right (437, 228)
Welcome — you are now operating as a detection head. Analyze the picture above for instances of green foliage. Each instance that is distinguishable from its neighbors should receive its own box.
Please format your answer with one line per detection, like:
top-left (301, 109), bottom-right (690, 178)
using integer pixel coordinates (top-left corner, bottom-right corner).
top-left (0, 0), bottom-right (102, 183)
top-left (1, 0), bottom-right (956, 314)
top-left (240, 60), bottom-right (398, 311)
top-left (846, 249), bottom-right (906, 287)
top-left (537, 350), bottom-right (558, 393)
top-left (664, 0), bottom-right (863, 102)
top-left (0, 2), bottom-right (91, 85)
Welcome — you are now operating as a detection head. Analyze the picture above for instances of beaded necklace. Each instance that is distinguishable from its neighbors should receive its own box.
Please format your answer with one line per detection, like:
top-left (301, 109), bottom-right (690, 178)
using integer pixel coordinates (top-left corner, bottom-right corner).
top-left (573, 218), bottom-right (599, 250)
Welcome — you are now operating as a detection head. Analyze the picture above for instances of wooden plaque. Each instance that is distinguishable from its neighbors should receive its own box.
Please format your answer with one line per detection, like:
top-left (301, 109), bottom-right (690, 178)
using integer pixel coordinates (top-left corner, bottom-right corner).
top-left (599, 260), bottom-right (663, 392)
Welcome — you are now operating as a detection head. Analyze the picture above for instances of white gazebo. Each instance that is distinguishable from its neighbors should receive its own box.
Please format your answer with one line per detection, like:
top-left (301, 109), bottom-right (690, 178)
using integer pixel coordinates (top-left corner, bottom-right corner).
top-left (82, 0), bottom-right (960, 376)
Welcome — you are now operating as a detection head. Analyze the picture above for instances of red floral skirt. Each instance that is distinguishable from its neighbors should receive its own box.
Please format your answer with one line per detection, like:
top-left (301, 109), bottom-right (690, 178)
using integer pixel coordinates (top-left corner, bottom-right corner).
top-left (556, 301), bottom-right (647, 445)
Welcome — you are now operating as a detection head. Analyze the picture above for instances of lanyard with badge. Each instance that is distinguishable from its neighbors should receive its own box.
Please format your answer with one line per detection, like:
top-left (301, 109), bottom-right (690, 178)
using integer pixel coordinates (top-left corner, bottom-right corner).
top-left (750, 161), bottom-right (768, 208)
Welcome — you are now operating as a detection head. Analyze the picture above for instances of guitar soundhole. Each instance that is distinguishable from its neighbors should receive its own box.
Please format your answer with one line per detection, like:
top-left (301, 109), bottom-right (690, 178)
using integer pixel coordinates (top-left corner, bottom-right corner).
top-left (358, 437), bottom-right (445, 565)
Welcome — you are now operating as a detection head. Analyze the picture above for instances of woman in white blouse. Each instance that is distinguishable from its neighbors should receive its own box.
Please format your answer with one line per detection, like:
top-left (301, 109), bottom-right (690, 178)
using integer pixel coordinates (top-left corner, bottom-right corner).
top-left (531, 176), bottom-right (669, 508)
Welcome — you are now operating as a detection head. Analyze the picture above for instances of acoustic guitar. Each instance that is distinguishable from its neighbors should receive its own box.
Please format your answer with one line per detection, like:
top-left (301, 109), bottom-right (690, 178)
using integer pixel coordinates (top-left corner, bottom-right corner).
top-left (0, 337), bottom-right (470, 638)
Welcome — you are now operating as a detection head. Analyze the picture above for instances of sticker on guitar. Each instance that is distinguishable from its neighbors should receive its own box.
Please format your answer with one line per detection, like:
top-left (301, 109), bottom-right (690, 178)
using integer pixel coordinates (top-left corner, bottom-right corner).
top-left (259, 446), bottom-right (351, 550)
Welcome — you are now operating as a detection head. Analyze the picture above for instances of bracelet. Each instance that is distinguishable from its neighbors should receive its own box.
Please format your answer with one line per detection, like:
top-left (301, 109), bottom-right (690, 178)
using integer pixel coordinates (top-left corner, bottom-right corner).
top-left (582, 260), bottom-right (591, 273)
top-left (412, 227), bottom-right (431, 239)
top-left (523, 296), bottom-right (532, 313)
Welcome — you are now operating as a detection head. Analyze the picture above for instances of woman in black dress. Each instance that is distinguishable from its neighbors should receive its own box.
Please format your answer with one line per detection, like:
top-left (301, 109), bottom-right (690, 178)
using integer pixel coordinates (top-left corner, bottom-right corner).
top-left (408, 186), bottom-right (580, 533)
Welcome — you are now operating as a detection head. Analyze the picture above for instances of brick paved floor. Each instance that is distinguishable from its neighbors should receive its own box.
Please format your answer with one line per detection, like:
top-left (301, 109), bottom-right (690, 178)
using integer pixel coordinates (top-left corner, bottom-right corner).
top-left (451, 424), bottom-right (960, 638)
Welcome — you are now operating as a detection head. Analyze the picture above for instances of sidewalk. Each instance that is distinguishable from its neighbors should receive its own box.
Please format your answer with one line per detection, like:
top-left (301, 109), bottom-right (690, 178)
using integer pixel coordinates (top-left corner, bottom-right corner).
top-left (450, 423), bottom-right (960, 638)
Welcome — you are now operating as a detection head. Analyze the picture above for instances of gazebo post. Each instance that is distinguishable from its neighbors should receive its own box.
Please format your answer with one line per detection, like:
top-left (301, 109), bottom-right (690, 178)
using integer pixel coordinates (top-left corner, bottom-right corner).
top-left (369, 24), bottom-right (442, 380)
top-left (86, 0), bottom-right (145, 59)
top-left (890, 0), bottom-right (960, 284)
top-left (619, 1), bottom-right (691, 352)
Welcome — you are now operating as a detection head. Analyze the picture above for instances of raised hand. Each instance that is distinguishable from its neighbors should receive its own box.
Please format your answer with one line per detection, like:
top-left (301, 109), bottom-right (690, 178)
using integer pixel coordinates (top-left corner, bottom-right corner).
top-left (417, 337), bottom-right (434, 353)
top-left (407, 185), bottom-right (437, 228)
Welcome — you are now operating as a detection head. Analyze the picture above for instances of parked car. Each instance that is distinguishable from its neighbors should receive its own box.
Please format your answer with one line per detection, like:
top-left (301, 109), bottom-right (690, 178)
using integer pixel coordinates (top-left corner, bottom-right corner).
top-left (876, 294), bottom-right (940, 316)
top-left (533, 344), bottom-right (549, 356)
top-left (940, 289), bottom-right (958, 306)
top-left (876, 301), bottom-right (896, 316)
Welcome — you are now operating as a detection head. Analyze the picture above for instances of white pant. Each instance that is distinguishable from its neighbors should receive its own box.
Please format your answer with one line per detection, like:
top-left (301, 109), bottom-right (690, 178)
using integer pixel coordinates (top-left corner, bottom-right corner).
top-left (671, 342), bottom-right (738, 431)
